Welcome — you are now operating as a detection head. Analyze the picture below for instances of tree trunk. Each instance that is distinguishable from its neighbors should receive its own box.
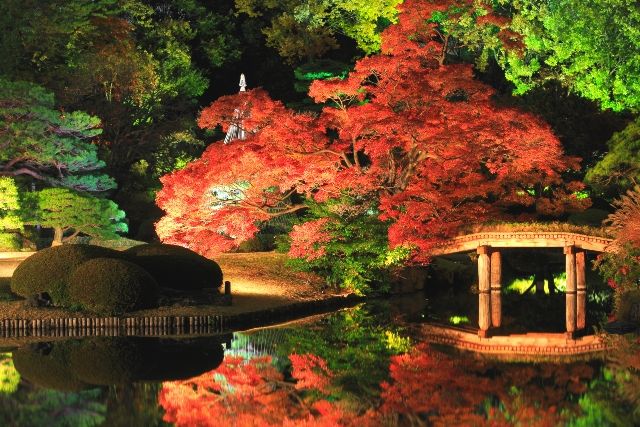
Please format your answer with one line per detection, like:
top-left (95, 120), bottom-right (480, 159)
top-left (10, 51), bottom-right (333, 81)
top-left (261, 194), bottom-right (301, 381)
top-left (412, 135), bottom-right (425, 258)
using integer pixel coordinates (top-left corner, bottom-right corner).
top-left (51, 227), bottom-right (64, 246)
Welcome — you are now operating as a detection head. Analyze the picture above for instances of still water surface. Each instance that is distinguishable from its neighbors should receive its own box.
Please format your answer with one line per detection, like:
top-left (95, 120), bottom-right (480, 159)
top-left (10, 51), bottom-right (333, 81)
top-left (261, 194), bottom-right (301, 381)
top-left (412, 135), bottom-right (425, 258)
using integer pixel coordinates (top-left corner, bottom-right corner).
top-left (0, 297), bottom-right (637, 426)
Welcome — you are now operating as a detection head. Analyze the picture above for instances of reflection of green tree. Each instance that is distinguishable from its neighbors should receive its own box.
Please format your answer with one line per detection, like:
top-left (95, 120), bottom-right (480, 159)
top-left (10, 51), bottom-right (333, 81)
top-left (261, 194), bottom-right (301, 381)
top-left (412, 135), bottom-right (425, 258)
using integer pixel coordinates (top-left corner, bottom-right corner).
top-left (0, 388), bottom-right (106, 427)
top-left (0, 353), bottom-right (19, 394)
top-left (274, 305), bottom-right (411, 406)
top-left (104, 383), bottom-right (169, 427)
top-left (570, 335), bottom-right (640, 426)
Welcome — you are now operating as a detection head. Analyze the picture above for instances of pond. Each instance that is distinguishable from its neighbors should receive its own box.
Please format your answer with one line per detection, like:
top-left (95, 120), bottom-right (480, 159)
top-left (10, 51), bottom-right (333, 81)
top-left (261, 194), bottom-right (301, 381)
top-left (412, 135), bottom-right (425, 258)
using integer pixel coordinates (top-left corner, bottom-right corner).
top-left (0, 296), bottom-right (637, 426)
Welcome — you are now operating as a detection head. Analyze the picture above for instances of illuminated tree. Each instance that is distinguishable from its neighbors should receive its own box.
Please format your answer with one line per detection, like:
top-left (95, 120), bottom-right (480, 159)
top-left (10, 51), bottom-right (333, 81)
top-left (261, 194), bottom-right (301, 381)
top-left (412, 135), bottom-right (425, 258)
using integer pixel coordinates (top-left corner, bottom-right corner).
top-left (586, 117), bottom-right (640, 196)
top-left (157, 0), bottom-right (586, 273)
top-left (27, 188), bottom-right (127, 246)
top-left (432, 0), bottom-right (640, 113)
top-left (0, 177), bottom-right (23, 250)
top-left (0, 79), bottom-right (115, 192)
top-left (235, 0), bottom-right (403, 62)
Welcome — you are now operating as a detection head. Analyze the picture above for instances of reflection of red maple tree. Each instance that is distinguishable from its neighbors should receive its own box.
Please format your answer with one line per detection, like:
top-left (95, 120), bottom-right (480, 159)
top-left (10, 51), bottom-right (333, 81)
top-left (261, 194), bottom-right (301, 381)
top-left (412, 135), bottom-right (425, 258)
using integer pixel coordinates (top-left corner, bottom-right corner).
top-left (159, 345), bottom-right (594, 426)
top-left (159, 355), bottom-right (354, 427)
top-left (380, 343), bottom-right (490, 425)
top-left (156, 0), bottom-right (588, 260)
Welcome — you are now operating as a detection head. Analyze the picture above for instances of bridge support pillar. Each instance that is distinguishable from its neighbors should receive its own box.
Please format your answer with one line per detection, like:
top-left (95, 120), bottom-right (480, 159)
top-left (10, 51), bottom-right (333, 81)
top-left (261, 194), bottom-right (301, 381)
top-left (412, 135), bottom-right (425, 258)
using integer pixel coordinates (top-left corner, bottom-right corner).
top-left (490, 250), bottom-right (502, 328)
top-left (477, 246), bottom-right (491, 337)
top-left (565, 246), bottom-right (577, 338)
top-left (576, 250), bottom-right (586, 331)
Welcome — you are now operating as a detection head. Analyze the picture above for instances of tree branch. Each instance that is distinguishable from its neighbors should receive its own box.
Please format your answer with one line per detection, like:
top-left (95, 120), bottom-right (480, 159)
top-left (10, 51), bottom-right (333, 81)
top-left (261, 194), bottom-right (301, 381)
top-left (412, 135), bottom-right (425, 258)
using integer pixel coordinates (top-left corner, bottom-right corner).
top-left (0, 167), bottom-right (45, 181)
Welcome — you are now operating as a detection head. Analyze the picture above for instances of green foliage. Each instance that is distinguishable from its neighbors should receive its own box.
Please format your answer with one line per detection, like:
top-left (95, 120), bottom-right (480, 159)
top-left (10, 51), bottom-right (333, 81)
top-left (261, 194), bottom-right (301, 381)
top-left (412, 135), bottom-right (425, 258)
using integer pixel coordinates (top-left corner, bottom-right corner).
top-left (235, 0), bottom-right (402, 62)
top-left (0, 178), bottom-right (23, 236)
top-left (0, 79), bottom-right (115, 192)
top-left (27, 188), bottom-right (127, 245)
top-left (125, 244), bottom-right (223, 290)
top-left (570, 337), bottom-right (640, 426)
top-left (459, 220), bottom-right (612, 238)
top-left (276, 305), bottom-right (410, 404)
top-left (0, 234), bottom-right (21, 251)
top-left (286, 198), bottom-right (410, 295)
top-left (0, 354), bottom-right (19, 394)
top-left (10, 244), bottom-right (125, 305)
top-left (68, 258), bottom-right (159, 314)
top-left (441, 0), bottom-right (640, 113)
top-left (586, 117), bottom-right (640, 196)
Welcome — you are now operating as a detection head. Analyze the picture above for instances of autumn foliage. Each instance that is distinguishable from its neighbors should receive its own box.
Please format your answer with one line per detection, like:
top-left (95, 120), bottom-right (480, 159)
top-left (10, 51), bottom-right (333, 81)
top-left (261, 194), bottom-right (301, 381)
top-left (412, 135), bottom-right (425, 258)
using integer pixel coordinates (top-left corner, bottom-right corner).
top-left (158, 344), bottom-right (592, 426)
top-left (156, 0), bottom-right (587, 261)
top-left (159, 354), bottom-right (354, 427)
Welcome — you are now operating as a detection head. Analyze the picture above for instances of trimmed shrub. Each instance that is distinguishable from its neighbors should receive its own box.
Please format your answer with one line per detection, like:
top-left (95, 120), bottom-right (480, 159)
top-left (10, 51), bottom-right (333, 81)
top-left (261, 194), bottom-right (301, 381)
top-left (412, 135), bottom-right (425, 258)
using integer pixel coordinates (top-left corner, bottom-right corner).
top-left (68, 258), bottom-right (159, 314)
top-left (125, 244), bottom-right (223, 290)
top-left (13, 343), bottom-right (89, 391)
top-left (10, 244), bottom-right (124, 305)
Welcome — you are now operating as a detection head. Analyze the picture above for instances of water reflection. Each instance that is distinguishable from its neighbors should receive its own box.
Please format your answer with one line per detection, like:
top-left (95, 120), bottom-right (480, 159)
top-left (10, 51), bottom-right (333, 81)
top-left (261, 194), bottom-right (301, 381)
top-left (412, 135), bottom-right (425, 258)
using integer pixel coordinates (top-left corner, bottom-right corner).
top-left (13, 336), bottom-right (227, 389)
top-left (0, 304), bottom-right (636, 426)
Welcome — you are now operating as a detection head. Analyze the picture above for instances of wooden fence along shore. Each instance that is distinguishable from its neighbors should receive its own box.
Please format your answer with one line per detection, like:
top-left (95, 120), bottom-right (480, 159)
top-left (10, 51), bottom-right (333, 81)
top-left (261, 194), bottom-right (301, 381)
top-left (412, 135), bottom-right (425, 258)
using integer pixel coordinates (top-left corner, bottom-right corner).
top-left (0, 315), bottom-right (228, 338)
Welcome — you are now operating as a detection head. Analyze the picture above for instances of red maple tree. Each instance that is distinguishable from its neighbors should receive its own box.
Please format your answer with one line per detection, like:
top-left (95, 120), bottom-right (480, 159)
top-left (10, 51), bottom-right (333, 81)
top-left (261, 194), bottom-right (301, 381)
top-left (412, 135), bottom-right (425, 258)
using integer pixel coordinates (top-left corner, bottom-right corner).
top-left (156, 0), bottom-right (587, 260)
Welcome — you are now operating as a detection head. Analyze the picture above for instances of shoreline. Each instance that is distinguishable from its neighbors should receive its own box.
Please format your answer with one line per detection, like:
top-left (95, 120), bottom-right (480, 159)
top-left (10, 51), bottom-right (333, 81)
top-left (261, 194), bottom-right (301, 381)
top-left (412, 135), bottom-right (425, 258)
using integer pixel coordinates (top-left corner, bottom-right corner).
top-left (0, 251), bottom-right (361, 339)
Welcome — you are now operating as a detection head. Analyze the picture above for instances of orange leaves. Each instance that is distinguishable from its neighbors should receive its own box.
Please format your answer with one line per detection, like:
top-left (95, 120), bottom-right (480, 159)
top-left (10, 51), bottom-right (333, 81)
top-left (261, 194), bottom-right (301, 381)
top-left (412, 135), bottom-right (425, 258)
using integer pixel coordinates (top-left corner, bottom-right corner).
top-left (288, 219), bottom-right (333, 261)
top-left (156, 0), bottom-right (585, 260)
top-left (289, 353), bottom-right (334, 394)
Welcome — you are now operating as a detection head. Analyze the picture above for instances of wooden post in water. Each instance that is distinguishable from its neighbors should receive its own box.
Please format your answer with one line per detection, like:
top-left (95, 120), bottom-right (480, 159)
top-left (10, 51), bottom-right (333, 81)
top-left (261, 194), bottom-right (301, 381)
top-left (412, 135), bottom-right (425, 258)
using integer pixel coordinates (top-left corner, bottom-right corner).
top-left (490, 250), bottom-right (502, 328)
top-left (576, 250), bottom-right (587, 330)
top-left (477, 245), bottom-right (491, 338)
top-left (565, 245), bottom-right (577, 339)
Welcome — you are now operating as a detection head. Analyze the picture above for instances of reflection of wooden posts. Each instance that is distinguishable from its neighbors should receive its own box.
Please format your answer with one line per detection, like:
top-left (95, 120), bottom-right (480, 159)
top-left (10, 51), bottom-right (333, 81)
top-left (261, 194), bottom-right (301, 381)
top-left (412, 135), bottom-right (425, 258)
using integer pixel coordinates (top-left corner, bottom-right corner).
top-left (565, 246), bottom-right (577, 338)
top-left (477, 246), bottom-right (491, 338)
top-left (576, 250), bottom-right (586, 330)
top-left (490, 250), bottom-right (502, 328)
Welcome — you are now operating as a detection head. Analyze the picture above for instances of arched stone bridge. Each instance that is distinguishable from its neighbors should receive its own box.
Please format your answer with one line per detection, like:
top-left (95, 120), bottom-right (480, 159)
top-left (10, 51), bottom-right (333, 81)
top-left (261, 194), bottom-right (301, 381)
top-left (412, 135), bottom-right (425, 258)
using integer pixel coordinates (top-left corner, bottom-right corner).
top-left (430, 231), bottom-right (615, 340)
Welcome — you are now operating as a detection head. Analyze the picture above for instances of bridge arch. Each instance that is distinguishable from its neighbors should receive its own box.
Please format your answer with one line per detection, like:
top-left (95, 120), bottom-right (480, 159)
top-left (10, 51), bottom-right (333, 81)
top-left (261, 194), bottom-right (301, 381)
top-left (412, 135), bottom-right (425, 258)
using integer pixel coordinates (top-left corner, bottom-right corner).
top-left (430, 231), bottom-right (614, 339)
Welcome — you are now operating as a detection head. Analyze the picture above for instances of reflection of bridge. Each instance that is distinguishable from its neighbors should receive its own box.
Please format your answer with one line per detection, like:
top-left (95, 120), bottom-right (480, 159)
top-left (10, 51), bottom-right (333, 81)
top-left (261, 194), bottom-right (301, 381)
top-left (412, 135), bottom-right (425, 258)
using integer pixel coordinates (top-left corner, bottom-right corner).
top-left (430, 232), bottom-right (614, 339)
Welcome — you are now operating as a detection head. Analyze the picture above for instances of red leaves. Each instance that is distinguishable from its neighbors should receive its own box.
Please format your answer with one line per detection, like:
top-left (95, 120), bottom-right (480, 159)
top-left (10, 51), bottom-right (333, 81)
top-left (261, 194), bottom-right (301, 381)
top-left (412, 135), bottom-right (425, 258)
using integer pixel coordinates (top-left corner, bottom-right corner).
top-left (380, 343), bottom-right (491, 423)
top-left (156, 0), bottom-right (585, 260)
top-left (158, 344), bottom-right (591, 426)
top-left (288, 219), bottom-right (332, 261)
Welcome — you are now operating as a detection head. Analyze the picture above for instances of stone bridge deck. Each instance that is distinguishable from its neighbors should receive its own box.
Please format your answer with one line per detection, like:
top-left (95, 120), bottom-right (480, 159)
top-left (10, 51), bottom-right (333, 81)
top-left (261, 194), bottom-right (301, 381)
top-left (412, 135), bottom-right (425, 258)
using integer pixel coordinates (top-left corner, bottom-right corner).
top-left (430, 231), bottom-right (614, 256)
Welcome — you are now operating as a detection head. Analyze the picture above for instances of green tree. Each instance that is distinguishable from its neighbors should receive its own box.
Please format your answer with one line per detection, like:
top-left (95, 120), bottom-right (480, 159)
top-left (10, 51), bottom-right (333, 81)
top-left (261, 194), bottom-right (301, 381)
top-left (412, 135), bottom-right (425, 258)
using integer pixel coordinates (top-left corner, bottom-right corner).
top-left (0, 178), bottom-right (23, 250)
top-left (586, 117), bottom-right (640, 196)
top-left (436, 0), bottom-right (640, 113)
top-left (235, 0), bottom-right (403, 63)
top-left (283, 197), bottom-right (410, 295)
top-left (0, 79), bottom-right (115, 192)
top-left (27, 189), bottom-right (127, 246)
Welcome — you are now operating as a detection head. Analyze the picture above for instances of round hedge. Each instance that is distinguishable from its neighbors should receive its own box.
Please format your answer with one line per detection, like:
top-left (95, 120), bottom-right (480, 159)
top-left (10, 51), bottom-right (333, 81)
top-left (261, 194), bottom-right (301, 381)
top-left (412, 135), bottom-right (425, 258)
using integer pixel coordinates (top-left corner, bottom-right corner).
top-left (11, 244), bottom-right (125, 306)
top-left (13, 343), bottom-right (89, 391)
top-left (68, 258), bottom-right (159, 315)
top-left (125, 244), bottom-right (223, 290)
